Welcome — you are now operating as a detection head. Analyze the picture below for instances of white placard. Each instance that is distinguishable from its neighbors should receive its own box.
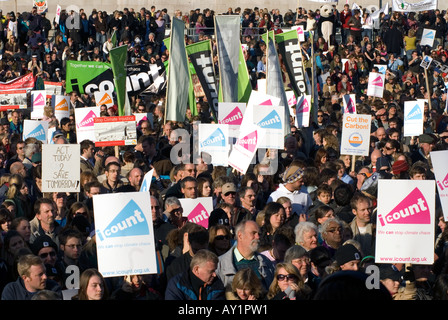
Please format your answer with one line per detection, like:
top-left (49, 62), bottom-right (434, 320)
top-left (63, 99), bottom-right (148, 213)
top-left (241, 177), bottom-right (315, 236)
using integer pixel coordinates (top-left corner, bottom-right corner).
top-left (340, 113), bottom-right (372, 156)
top-left (179, 197), bottom-right (214, 229)
top-left (374, 64), bottom-right (387, 74)
top-left (52, 95), bottom-right (70, 122)
top-left (218, 102), bottom-right (246, 138)
top-left (228, 123), bottom-right (265, 174)
top-left (420, 28), bottom-right (436, 47)
top-left (376, 180), bottom-right (435, 265)
top-left (23, 119), bottom-right (49, 143)
top-left (134, 113), bottom-right (154, 129)
top-left (140, 169), bottom-right (154, 192)
top-left (42, 144), bottom-right (80, 193)
top-left (430, 150), bottom-right (448, 221)
top-left (403, 100), bottom-right (424, 137)
top-left (367, 72), bottom-right (385, 98)
top-left (31, 90), bottom-right (47, 119)
top-left (253, 105), bottom-right (285, 149)
top-left (94, 91), bottom-right (114, 108)
top-left (198, 123), bottom-right (230, 166)
top-left (295, 94), bottom-right (311, 128)
top-left (93, 192), bottom-right (158, 277)
top-left (94, 116), bottom-right (137, 147)
top-left (75, 106), bottom-right (100, 143)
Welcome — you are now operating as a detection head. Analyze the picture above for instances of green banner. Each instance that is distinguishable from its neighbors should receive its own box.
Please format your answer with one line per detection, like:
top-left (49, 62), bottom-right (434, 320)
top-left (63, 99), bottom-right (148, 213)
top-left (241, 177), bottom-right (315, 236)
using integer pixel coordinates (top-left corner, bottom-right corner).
top-left (65, 61), bottom-right (113, 95)
top-left (109, 45), bottom-right (128, 116)
top-left (238, 43), bottom-right (252, 103)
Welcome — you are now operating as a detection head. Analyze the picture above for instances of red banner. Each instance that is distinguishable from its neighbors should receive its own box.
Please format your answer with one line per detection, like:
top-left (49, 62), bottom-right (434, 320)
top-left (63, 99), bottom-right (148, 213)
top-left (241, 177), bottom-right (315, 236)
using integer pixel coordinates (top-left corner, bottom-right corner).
top-left (0, 73), bottom-right (35, 93)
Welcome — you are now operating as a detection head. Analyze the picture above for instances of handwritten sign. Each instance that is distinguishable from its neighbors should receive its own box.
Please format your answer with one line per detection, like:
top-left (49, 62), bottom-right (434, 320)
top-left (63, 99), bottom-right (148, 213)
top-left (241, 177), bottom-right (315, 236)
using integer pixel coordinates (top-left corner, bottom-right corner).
top-left (42, 144), bottom-right (80, 193)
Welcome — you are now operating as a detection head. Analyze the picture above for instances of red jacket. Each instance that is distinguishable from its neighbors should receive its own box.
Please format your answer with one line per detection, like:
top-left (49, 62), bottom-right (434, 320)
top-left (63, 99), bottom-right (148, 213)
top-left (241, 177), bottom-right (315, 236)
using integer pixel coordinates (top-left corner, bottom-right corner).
top-left (340, 10), bottom-right (352, 29)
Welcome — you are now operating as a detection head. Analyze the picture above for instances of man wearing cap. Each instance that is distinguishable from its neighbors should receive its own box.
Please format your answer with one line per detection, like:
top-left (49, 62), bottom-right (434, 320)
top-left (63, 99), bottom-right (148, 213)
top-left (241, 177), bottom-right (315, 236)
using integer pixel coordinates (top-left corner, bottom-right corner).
top-left (410, 133), bottom-right (438, 165)
top-left (31, 235), bottom-right (59, 268)
top-left (379, 263), bottom-right (417, 300)
top-left (267, 160), bottom-right (312, 218)
top-left (334, 243), bottom-right (362, 271)
top-left (220, 182), bottom-right (252, 225)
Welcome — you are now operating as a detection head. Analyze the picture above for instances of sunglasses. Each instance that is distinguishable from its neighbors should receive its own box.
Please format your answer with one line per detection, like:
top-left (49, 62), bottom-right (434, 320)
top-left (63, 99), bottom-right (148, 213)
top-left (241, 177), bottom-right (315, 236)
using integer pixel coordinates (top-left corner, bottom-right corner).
top-left (39, 251), bottom-right (56, 259)
top-left (277, 274), bottom-right (298, 281)
top-left (215, 235), bottom-right (230, 241)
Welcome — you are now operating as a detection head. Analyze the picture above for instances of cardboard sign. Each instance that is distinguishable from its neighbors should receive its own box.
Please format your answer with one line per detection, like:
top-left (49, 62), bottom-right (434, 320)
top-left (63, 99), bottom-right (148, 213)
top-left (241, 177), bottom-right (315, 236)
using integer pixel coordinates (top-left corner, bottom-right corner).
top-left (42, 144), bottom-right (80, 193)
top-left (134, 112), bottom-right (154, 129)
top-left (376, 180), bottom-right (435, 265)
top-left (253, 105), bottom-right (285, 149)
top-left (94, 116), bottom-right (137, 147)
top-left (75, 107), bottom-right (100, 143)
top-left (403, 100), bottom-right (424, 137)
top-left (374, 64), bottom-right (387, 74)
top-left (420, 28), bottom-right (436, 47)
top-left (0, 90), bottom-right (28, 111)
top-left (93, 192), bottom-right (158, 276)
top-left (340, 114), bottom-right (372, 156)
top-left (31, 90), bottom-right (47, 119)
top-left (23, 120), bottom-right (48, 143)
top-left (94, 91), bottom-right (114, 108)
top-left (342, 94), bottom-right (357, 114)
top-left (367, 72), bottom-right (385, 98)
top-left (179, 197), bottom-right (214, 229)
top-left (52, 95), bottom-right (70, 122)
top-left (218, 102), bottom-right (246, 138)
top-left (228, 123), bottom-right (265, 174)
top-left (140, 169), bottom-right (154, 192)
top-left (285, 91), bottom-right (297, 108)
top-left (295, 94), bottom-right (311, 128)
top-left (198, 124), bottom-right (230, 166)
top-left (430, 150), bottom-right (448, 221)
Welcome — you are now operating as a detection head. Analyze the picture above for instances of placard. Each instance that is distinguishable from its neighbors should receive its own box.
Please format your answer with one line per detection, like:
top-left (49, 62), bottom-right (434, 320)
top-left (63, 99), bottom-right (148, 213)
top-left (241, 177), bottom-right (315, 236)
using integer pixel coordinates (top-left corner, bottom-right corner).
top-left (342, 94), bottom-right (357, 114)
top-left (93, 192), bottom-right (158, 276)
top-left (0, 90), bottom-right (28, 111)
top-left (403, 100), bottom-right (424, 137)
top-left (94, 91), bottom-right (114, 108)
top-left (340, 113), bottom-right (372, 156)
top-left (198, 123), bottom-right (230, 166)
top-left (179, 197), bottom-right (214, 229)
top-left (253, 105), bottom-right (285, 149)
top-left (295, 94), bottom-right (311, 128)
top-left (75, 106), bottom-right (100, 143)
top-left (218, 102), bottom-right (246, 138)
top-left (420, 28), bottom-right (436, 47)
top-left (94, 116), bottom-right (137, 147)
top-left (228, 123), bottom-right (265, 174)
top-left (430, 150), bottom-right (448, 221)
top-left (376, 180), bottom-right (435, 265)
top-left (23, 119), bottom-right (49, 143)
top-left (140, 169), bottom-right (154, 192)
top-left (367, 72), bottom-right (385, 98)
top-left (42, 144), bottom-right (80, 193)
top-left (31, 90), bottom-right (47, 119)
top-left (52, 95), bottom-right (70, 122)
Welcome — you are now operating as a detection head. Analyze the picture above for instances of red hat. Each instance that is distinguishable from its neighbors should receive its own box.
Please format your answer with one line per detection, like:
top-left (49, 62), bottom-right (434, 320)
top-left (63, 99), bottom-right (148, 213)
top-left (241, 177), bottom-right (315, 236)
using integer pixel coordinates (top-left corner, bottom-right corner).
top-left (392, 160), bottom-right (409, 175)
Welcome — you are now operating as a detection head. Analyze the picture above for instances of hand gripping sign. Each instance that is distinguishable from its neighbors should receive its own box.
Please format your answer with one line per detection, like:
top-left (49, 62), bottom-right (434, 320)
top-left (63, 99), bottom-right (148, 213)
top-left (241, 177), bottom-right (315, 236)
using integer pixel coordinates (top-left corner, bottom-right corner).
top-left (376, 180), bottom-right (435, 264)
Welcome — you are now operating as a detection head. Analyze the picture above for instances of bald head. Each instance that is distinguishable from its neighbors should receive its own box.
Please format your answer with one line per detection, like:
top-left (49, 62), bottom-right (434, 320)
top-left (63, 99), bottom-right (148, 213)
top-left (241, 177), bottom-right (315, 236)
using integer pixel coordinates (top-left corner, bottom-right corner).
top-left (128, 168), bottom-right (143, 190)
top-left (376, 127), bottom-right (386, 141)
top-left (370, 149), bottom-right (382, 167)
top-left (105, 156), bottom-right (120, 166)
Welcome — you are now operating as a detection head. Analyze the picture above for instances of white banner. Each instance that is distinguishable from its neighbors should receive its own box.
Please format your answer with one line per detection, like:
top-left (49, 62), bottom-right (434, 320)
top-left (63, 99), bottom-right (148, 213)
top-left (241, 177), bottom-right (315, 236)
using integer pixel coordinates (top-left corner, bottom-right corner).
top-left (180, 197), bottom-right (214, 229)
top-left (42, 144), bottom-right (80, 193)
top-left (75, 106), bottom-right (100, 143)
top-left (93, 192), bottom-right (158, 277)
top-left (430, 150), bottom-right (448, 221)
top-left (420, 28), bottom-right (436, 47)
top-left (23, 119), bottom-right (49, 143)
top-left (403, 100), bottom-right (424, 137)
top-left (376, 180), bottom-right (435, 265)
top-left (31, 90), bottom-right (47, 119)
top-left (392, 0), bottom-right (437, 12)
top-left (228, 123), bottom-right (265, 174)
top-left (253, 105), bottom-right (285, 149)
top-left (55, 5), bottom-right (62, 25)
top-left (198, 124), bottom-right (230, 166)
top-left (218, 102), bottom-right (246, 138)
top-left (52, 95), bottom-right (70, 122)
top-left (367, 72), bottom-right (385, 98)
top-left (340, 113), bottom-right (372, 156)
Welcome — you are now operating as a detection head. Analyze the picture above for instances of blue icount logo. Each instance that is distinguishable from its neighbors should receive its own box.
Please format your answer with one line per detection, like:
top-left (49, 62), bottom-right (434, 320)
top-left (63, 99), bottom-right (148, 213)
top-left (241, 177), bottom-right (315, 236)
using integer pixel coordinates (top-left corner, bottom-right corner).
top-left (406, 104), bottom-right (422, 121)
top-left (201, 128), bottom-right (225, 148)
top-left (27, 124), bottom-right (46, 141)
top-left (257, 110), bottom-right (282, 129)
top-left (96, 200), bottom-right (149, 241)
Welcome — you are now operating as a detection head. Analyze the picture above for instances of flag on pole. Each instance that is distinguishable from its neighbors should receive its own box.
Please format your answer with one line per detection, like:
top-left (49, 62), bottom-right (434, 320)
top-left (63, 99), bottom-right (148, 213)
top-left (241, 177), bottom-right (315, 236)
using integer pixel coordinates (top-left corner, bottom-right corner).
top-left (165, 18), bottom-right (190, 122)
top-left (238, 43), bottom-right (252, 103)
top-left (109, 45), bottom-right (128, 116)
top-left (215, 15), bottom-right (240, 103)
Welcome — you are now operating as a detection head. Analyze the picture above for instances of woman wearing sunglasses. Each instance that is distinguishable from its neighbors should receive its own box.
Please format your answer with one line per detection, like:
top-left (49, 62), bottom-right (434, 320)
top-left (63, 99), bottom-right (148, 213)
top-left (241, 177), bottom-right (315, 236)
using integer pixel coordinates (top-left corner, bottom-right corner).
top-left (267, 262), bottom-right (310, 300)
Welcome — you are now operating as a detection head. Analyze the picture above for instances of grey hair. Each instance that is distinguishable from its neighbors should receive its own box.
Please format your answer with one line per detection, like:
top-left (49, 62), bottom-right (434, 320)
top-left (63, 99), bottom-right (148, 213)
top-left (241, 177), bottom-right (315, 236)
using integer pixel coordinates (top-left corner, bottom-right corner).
top-left (164, 196), bottom-right (181, 210)
top-left (294, 221), bottom-right (318, 244)
top-left (24, 143), bottom-right (38, 158)
top-left (320, 217), bottom-right (343, 234)
top-left (190, 249), bottom-right (218, 269)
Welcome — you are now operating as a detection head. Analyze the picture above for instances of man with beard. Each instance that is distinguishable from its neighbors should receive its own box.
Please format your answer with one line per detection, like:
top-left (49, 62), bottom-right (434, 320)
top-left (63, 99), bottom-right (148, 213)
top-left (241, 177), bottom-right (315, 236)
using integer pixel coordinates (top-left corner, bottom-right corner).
top-left (216, 220), bottom-right (275, 291)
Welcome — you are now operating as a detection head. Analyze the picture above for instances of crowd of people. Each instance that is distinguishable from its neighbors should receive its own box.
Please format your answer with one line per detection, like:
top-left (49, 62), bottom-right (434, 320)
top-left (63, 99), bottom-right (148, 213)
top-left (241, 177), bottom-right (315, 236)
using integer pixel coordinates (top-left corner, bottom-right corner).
top-left (0, 3), bottom-right (448, 302)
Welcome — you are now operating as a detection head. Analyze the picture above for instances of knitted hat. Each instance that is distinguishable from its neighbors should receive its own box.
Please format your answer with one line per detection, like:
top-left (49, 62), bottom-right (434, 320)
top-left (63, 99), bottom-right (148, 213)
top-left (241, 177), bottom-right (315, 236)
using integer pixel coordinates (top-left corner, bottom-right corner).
top-left (392, 160), bottom-right (409, 175)
top-left (31, 235), bottom-right (58, 256)
top-left (335, 244), bottom-right (362, 266)
top-left (281, 163), bottom-right (305, 184)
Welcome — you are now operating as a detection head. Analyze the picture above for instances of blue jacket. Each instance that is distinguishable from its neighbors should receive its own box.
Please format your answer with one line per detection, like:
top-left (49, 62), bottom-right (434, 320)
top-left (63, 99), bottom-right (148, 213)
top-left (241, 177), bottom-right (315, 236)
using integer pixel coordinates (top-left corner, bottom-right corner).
top-left (1, 277), bottom-right (62, 300)
top-left (165, 270), bottom-right (225, 301)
